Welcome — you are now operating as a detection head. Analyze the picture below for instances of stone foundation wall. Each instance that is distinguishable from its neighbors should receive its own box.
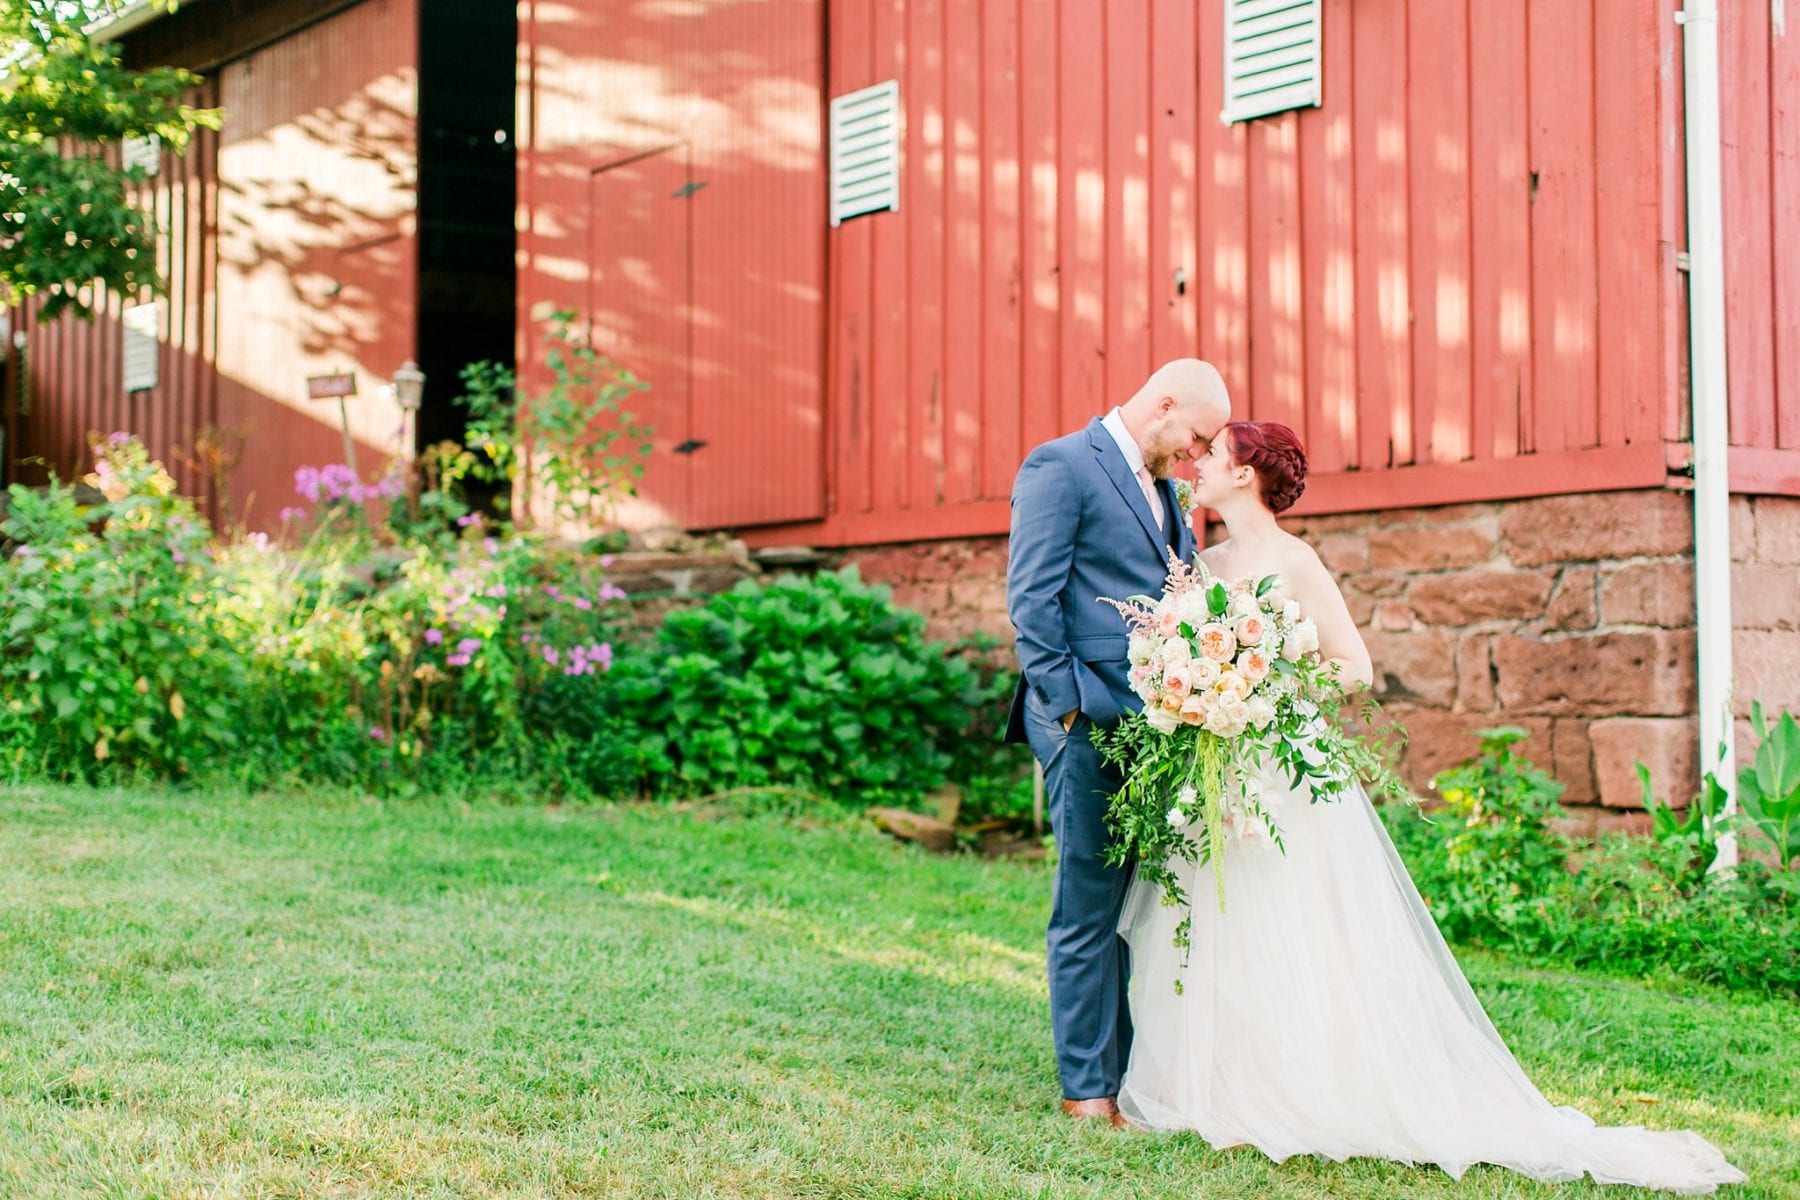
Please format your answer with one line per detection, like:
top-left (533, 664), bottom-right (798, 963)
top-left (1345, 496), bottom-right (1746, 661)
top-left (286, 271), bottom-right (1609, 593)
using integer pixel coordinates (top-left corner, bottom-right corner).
top-left (840, 490), bottom-right (1800, 835)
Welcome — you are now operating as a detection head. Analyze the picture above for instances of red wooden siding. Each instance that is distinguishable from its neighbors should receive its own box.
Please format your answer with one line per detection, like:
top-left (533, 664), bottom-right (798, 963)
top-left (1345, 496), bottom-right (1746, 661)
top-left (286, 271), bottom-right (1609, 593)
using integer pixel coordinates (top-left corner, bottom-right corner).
top-left (212, 0), bottom-right (417, 525)
top-left (11, 0), bottom-right (417, 529)
top-left (1721, 0), bottom-right (1800, 492)
top-left (10, 78), bottom-right (221, 505)
top-left (788, 0), bottom-right (1696, 547)
top-left (516, 0), bottom-right (826, 531)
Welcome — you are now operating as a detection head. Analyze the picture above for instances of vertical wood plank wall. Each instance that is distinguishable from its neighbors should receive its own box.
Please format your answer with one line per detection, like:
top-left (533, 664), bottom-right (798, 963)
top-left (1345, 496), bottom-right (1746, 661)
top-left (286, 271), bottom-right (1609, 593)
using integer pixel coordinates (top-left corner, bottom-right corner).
top-left (813, 0), bottom-right (1693, 544)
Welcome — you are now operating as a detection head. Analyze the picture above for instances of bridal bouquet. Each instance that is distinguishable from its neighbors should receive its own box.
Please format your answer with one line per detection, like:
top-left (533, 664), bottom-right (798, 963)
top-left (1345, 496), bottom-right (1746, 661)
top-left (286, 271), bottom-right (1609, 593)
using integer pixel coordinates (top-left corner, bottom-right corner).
top-left (1094, 553), bottom-right (1401, 955)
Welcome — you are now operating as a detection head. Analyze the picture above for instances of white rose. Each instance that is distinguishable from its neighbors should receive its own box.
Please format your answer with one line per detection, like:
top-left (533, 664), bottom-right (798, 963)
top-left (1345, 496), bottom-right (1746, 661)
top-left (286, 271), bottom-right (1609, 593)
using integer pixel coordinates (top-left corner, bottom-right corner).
top-left (1187, 657), bottom-right (1220, 688)
top-left (1162, 636), bottom-right (1192, 665)
top-left (1280, 633), bottom-right (1302, 661)
top-left (1175, 590), bottom-right (1211, 624)
top-left (1295, 618), bottom-right (1320, 655)
top-left (1246, 696), bottom-right (1277, 729)
top-left (1144, 705), bottom-right (1181, 734)
top-left (1229, 591), bottom-right (1259, 618)
top-left (1282, 599), bottom-right (1301, 626)
top-left (1166, 806), bottom-right (1188, 828)
top-left (1178, 784), bottom-right (1198, 807)
top-left (1128, 633), bottom-right (1156, 665)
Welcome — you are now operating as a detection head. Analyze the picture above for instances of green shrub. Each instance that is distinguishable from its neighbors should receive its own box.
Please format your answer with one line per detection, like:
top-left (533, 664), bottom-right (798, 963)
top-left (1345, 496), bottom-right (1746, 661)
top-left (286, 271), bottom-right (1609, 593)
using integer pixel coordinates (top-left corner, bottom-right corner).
top-left (1386, 722), bottom-right (1800, 998)
top-left (616, 568), bottom-right (987, 805)
top-left (0, 436), bottom-right (243, 780)
top-left (1401, 726), bottom-right (1570, 944)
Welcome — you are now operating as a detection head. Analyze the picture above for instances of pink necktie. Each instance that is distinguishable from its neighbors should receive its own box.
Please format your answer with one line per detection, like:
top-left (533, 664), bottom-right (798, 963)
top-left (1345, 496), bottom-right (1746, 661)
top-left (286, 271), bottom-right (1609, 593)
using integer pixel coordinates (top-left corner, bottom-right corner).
top-left (1136, 465), bottom-right (1164, 530)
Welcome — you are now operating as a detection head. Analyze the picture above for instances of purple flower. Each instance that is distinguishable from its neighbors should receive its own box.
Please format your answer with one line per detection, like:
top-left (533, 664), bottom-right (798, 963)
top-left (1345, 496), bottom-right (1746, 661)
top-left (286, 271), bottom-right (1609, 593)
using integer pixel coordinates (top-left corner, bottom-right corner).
top-left (424, 629), bottom-right (444, 646)
top-left (446, 652), bottom-right (472, 667)
top-left (456, 638), bottom-right (482, 655)
top-left (279, 506), bottom-right (308, 524)
top-left (599, 554), bottom-right (615, 567)
top-left (545, 585), bottom-right (563, 601)
top-left (369, 726), bottom-right (389, 741)
top-left (598, 583), bottom-right (628, 602)
top-left (106, 430), bottom-right (133, 447)
top-left (483, 537), bottom-right (499, 557)
top-left (573, 597), bottom-right (593, 611)
top-left (171, 549), bottom-right (187, 565)
top-left (456, 512), bottom-right (482, 528)
top-left (542, 646), bottom-right (560, 666)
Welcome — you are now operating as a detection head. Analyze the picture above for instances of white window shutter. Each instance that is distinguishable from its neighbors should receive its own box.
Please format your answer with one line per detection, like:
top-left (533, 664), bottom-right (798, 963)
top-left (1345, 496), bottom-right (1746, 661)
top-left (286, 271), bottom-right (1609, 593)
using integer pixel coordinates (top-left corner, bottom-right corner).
top-left (829, 80), bottom-right (900, 227)
top-left (122, 302), bottom-right (160, 394)
top-left (122, 133), bottom-right (161, 177)
top-left (1221, 0), bottom-right (1322, 123)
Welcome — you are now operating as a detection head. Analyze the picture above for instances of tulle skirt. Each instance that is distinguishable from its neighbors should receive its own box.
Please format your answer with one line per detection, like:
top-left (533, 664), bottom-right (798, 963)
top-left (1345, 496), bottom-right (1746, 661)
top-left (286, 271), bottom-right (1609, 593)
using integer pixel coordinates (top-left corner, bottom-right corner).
top-left (1115, 774), bottom-right (1747, 1194)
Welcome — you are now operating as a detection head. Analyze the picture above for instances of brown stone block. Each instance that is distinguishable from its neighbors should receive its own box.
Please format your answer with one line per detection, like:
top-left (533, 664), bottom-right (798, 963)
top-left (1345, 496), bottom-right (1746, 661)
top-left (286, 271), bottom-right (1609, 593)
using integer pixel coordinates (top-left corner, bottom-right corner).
top-left (1551, 718), bottom-right (1596, 806)
top-left (1410, 570), bottom-right (1554, 625)
top-left (1732, 563), bottom-right (1800, 630)
top-left (851, 546), bottom-right (924, 583)
top-left (1500, 490), bottom-right (1693, 567)
top-left (1343, 588), bottom-right (1376, 625)
top-left (1407, 502), bottom-right (1501, 525)
top-left (1734, 628), bottom-right (1800, 717)
top-left (1455, 634), bottom-right (1495, 711)
top-left (1373, 600), bottom-right (1414, 631)
top-left (1756, 497), bottom-right (1800, 564)
top-left (1387, 705), bottom-right (1554, 794)
top-left (948, 575), bottom-right (1009, 616)
top-left (1492, 630), bottom-right (1697, 716)
top-left (1544, 567), bottom-right (1599, 631)
top-left (1369, 524), bottom-right (1497, 572)
top-left (1365, 630), bottom-right (1460, 706)
top-left (1598, 562), bottom-right (1695, 628)
top-left (1317, 532), bottom-right (1371, 573)
top-left (1289, 512), bottom-right (1375, 536)
top-left (1590, 717), bottom-right (1698, 810)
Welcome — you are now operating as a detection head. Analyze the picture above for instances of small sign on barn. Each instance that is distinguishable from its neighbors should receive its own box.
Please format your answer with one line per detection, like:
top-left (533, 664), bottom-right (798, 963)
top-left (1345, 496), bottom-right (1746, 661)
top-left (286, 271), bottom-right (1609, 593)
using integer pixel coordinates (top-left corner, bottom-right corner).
top-left (306, 372), bottom-right (357, 400)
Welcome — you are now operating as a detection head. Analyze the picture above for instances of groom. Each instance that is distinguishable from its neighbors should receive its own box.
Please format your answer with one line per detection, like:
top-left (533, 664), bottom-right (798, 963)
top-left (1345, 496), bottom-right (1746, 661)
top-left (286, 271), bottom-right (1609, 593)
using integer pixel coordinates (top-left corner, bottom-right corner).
top-left (1005, 359), bottom-right (1231, 1127)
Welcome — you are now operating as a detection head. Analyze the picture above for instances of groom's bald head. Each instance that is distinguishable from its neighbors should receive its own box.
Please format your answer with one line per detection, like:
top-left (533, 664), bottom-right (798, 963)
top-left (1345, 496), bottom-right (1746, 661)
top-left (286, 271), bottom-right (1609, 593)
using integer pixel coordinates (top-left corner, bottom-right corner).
top-left (1122, 359), bottom-right (1233, 477)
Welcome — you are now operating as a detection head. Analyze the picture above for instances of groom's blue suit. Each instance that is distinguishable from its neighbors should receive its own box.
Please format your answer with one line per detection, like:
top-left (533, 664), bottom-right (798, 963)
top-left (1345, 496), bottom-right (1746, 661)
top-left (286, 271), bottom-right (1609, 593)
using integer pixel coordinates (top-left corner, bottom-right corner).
top-left (1005, 417), bottom-right (1197, 1101)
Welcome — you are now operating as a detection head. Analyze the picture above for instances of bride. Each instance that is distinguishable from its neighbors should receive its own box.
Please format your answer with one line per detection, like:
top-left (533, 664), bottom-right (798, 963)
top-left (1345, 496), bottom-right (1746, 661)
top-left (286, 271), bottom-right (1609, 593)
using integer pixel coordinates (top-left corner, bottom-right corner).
top-left (1115, 421), bottom-right (1747, 1193)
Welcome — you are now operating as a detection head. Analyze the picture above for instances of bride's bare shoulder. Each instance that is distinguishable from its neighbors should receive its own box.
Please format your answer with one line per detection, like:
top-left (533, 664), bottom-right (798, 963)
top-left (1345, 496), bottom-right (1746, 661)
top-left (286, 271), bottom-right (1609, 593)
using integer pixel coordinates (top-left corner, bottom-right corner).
top-left (1274, 530), bottom-right (1331, 583)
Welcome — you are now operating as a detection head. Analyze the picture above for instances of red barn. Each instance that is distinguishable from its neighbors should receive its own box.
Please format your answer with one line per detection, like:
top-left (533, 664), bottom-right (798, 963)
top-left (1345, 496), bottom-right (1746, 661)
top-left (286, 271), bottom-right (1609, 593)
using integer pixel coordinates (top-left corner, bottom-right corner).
top-left (518, 0), bottom-right (1800, 823)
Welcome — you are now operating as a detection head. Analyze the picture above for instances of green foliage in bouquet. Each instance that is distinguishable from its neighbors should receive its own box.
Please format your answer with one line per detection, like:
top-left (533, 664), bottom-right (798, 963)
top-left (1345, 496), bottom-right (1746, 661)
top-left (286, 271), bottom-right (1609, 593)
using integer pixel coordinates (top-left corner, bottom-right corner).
top-left (615, 568), bottom-right (985, 805)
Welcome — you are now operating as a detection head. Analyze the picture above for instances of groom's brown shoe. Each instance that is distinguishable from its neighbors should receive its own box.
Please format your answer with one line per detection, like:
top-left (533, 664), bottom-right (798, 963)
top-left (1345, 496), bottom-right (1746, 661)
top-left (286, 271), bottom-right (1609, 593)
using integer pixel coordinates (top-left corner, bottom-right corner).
top-left (1061, 1096), bottom-right (1128, 1130)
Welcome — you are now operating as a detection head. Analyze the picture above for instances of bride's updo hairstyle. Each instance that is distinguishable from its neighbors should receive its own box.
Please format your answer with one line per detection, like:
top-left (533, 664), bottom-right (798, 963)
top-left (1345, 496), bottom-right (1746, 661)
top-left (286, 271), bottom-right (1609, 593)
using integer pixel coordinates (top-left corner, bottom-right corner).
top-left (1224, 421), bottom-right (1308, 514)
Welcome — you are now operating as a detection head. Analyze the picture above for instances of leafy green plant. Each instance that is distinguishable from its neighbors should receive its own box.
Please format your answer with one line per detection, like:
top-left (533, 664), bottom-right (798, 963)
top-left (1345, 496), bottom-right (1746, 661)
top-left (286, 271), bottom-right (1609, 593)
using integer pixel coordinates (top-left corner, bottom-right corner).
top-left (617, 568), bottom-right (984, 804)
top-left (1416, 727), bottom-right (1569, 943)
top-left (0, 436), bottom-right (241, 779)
top-left (1, 1), bottom-right (223, 319)
top-left (1636, 758), bottom-right (1731, 887)
top-left (1738, 701), bottom-right (1800, 870)
top-left (522, 312), bottom-right (655, 531)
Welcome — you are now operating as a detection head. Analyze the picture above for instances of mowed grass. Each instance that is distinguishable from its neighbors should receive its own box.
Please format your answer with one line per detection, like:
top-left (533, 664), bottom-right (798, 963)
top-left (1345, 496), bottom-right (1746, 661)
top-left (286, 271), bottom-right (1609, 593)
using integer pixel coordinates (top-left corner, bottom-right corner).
top-left (0, 785), bottom-right (1794, 1199)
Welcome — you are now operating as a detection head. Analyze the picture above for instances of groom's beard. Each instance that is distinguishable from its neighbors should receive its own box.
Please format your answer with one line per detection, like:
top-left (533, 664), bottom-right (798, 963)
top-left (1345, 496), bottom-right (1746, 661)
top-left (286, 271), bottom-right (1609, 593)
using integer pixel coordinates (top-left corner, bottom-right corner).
top-left (1144, 451), bottom-right (1177, 480)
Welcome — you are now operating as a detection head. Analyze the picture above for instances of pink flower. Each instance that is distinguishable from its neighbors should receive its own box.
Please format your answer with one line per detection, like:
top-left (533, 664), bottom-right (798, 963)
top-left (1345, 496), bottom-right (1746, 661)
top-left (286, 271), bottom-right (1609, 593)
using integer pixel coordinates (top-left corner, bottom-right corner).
top-left (573, 597), bottom-right (593, 611)
top-left (446, 652), bottom-right (472, 667)
top-left (369, 726), bottom-right (388, 741)
top-left (543, 646), bottom-right (560, 665)
top-left (456, 638), bottom-right (482, 655)
top-left (1162, 663), bottom-right (1194, 699)
top-left (424, 629), bottom-right (444, 645)
top-left (1233, 614), bottom-right (1267, 647)
top-left (1237, 649), bottom-right (1271, 685)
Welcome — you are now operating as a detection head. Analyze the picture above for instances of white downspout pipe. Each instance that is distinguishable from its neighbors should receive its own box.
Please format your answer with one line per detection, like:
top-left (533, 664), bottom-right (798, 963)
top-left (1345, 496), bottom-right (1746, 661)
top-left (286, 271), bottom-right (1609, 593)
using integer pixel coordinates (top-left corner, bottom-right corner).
top-left (1678, 0), bottom-right (1738, 871)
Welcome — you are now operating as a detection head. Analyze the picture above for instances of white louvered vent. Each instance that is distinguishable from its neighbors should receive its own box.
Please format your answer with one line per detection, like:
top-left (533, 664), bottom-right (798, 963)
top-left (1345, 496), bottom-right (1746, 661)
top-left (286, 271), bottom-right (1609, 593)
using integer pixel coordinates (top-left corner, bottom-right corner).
top-left (122, 301), bottom-right (160, 393)
top-left (829, 80), bottom-right (900, 227)
top-left (1222, 0), bottom-right (1322, 123)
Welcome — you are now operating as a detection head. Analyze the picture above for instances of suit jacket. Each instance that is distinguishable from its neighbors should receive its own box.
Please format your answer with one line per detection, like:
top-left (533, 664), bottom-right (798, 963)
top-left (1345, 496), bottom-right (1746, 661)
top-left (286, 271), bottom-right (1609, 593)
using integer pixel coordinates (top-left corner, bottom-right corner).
top-left (1004, 418), bottom-right (1199, 743)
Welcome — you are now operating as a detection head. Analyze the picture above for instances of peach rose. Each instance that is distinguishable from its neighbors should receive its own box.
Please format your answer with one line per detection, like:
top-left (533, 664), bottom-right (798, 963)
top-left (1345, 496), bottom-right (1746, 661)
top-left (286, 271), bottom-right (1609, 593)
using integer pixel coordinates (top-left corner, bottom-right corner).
top-left (1195, 623), bottom-right (1237, 663)
top-left (1233, 613), bottom-right (1267, 647)
top-left (1163, 663), bottom-right (1194, 698)
top-left (1236, 650), bottom-right (1271, 685)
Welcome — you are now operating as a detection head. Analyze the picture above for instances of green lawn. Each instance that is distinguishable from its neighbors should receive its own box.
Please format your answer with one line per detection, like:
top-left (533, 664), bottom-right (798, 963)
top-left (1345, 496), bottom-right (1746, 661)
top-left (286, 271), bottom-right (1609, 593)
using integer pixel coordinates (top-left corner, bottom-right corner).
top-left (0, 786), bottom-right (1794, 1199)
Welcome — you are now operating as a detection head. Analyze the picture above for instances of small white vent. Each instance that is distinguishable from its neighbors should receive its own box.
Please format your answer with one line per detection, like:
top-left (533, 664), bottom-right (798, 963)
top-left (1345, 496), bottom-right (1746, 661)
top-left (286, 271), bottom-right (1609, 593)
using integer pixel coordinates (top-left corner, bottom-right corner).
top-left (1221, 0), bottom-right (1322, 124)
top-left (122, 133), bottom-right (161, 177)
top-left (829, 80), bottom-right (900, 227)
top-left (122, 301), bottom-right (160, 393)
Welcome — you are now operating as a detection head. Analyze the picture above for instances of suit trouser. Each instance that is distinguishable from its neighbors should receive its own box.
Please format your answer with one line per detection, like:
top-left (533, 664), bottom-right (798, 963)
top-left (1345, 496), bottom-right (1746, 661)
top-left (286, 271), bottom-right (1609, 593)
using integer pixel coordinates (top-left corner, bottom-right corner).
top-left (1023, 691), bottom-right (1133, 1100)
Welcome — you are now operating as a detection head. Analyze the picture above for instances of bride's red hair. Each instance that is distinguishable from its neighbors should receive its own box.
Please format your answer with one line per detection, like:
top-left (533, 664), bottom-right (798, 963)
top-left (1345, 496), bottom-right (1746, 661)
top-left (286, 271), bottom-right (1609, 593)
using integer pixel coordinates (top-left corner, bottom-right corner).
top-left (1223, 422), bottom-right (1308, 514)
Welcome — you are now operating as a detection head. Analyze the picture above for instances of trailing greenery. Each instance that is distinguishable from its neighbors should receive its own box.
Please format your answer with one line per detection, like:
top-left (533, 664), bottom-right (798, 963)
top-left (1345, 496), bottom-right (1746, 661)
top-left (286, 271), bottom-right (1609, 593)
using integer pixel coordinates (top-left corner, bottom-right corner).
top-left (1, 1), bottom-right (224, 319)
top-left (1384, 725), bottom-right (1800, 999)
top-left (610, 567), bottom-right (996, 806)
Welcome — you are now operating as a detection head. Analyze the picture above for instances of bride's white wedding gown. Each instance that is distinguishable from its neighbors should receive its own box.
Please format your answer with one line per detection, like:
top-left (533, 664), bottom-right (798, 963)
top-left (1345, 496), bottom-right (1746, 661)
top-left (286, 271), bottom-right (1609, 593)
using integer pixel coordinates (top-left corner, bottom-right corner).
top-left (1116, 765), bottom-right (1748, 1193)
